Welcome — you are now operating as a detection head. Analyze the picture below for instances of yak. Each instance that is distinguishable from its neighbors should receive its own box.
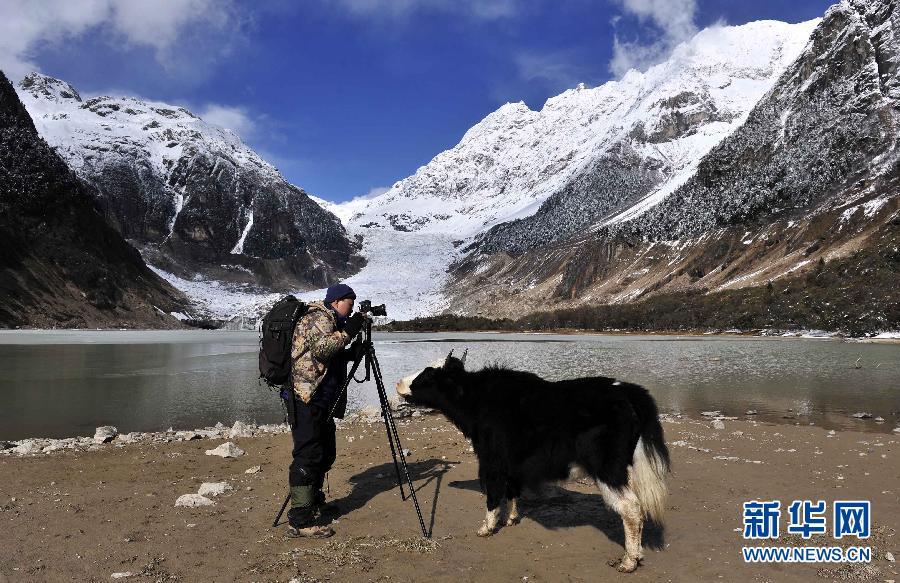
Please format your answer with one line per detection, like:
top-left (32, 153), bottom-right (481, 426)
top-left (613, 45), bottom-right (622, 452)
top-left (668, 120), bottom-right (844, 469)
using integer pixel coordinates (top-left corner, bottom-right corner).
top-left (396, 351), bottom-right (670, 573)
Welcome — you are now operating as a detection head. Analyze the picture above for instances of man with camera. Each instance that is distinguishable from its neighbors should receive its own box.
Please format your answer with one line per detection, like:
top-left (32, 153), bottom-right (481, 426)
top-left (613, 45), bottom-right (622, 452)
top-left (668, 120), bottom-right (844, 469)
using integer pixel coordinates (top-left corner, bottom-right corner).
top-left (285, 282), bottom-right (365, 538)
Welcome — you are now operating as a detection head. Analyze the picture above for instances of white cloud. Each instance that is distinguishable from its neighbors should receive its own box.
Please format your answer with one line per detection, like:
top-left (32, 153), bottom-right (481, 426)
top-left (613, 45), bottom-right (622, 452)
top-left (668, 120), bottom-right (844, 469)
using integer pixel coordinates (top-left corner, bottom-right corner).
top-left (197, 104), bottom-right (256, 139)
top-left (0, 0), bottom-right (239, 80)
top-left (360, 186), bottom-right (390, 199)
top-left (329, 0), bottom-right (518, 21)
top-left (608, 0), bottom-right (699, 77)
top-left (514, 51), bottom-right (590, 91)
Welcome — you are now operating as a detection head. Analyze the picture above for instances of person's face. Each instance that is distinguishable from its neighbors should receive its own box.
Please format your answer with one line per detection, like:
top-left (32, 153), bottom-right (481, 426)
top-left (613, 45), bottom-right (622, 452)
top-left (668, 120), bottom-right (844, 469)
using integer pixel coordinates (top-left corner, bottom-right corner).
top-left (331, 297), bottom-right (354, 318)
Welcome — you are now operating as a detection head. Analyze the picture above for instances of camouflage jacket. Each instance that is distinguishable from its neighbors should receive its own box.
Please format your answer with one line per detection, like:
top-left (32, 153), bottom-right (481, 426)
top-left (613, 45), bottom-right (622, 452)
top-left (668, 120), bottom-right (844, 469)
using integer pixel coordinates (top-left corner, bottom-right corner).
top-left (290, 301), bottom-right (350, 403)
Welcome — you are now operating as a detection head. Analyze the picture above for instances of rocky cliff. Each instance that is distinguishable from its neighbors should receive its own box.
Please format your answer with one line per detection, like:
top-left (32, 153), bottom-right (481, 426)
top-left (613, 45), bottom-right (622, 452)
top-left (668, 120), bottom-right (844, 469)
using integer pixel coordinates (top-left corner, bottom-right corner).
top-left (445, 0), bottom-right (900, 332)
top-left (16, 74), bottom-right (364, 302)
top-left (0, 72), bottom-right (190, 329)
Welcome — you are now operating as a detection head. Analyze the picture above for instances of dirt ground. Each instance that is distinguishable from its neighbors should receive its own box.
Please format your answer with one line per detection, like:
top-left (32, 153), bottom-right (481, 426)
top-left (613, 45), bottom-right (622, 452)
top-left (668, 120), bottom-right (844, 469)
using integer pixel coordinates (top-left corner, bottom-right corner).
top-left (0, 415), bottom-right (897, 583)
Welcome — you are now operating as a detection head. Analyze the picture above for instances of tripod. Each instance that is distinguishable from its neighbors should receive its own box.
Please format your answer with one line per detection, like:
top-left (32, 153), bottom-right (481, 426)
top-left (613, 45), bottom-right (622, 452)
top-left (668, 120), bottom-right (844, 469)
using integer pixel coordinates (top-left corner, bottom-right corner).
top-left (272, 316), bottom-right (429, 538)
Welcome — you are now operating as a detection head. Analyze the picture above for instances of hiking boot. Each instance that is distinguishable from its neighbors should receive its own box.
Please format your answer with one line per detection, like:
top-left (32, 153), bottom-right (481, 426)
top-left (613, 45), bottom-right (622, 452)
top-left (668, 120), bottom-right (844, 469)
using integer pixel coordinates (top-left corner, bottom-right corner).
top-left (286, 524), bottom-right (334, 539)
top-left (287, 485), bottom-right (335, 538)
top-left (286, 506), bottom-right (334, 539)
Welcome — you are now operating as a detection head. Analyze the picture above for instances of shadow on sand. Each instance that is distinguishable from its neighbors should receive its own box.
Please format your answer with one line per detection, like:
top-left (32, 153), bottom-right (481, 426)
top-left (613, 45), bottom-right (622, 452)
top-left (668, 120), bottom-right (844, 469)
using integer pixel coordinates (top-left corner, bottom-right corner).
top-left (447, 478), bottom-right (666, 550)
top-left (337, 458), bottom-right (459, 537)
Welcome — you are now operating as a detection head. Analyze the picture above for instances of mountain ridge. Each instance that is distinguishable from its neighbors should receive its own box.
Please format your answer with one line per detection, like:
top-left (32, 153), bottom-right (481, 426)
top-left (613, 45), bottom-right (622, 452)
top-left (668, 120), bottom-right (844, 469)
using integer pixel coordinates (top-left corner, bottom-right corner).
top-left (0, 71), bottom-right (191, 329)
top-left (16, 73), bottom-right (364, 318)
top-left (310, 16), bottom-right (824, 321)
top-left (443, 0), bottom-right (900, 329)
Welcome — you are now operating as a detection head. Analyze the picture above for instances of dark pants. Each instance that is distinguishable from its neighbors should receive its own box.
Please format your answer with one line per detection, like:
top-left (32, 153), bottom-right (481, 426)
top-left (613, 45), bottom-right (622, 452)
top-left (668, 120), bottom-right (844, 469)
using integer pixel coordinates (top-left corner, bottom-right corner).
top-left (287, 394), bottom-right (336, 490)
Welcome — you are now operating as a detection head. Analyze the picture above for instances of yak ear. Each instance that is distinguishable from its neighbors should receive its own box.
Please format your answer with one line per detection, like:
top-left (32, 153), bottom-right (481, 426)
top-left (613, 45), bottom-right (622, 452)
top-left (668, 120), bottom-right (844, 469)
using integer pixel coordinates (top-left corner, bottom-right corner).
top-left (444, 350), bottom-right (464, 371)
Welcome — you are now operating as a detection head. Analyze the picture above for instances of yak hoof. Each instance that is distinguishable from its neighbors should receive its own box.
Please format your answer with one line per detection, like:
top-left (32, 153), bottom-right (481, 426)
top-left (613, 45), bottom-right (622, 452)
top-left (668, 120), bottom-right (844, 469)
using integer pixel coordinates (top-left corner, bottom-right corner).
top-left (505, 515), bottom-right (520, 527)
top-left (476, 524), bottom-right (496, 537)
top-left (613, 555), bottom-right (639, 573)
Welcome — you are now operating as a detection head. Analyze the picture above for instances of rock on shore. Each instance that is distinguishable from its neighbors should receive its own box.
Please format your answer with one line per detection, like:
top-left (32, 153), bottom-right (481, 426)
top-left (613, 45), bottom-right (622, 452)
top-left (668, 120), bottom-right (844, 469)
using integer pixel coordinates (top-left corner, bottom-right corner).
top-left (0, 423), bottom-right (291, 457)
top-left (205, 442), bottom-right (245, 458)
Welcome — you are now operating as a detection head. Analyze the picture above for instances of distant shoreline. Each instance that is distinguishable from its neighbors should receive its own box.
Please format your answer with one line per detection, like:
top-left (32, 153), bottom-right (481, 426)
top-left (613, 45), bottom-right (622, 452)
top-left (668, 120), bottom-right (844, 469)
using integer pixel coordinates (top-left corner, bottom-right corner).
top-left (4, 409), bottom-right (899, 454)
top-left (2, 326), bottom-right (899, 342)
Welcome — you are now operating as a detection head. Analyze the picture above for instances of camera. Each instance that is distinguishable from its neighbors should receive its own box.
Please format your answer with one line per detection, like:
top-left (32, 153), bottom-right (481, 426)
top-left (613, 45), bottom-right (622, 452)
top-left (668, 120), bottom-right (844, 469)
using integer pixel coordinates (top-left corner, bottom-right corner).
top-left (358, 299), bottom-right (387, 317)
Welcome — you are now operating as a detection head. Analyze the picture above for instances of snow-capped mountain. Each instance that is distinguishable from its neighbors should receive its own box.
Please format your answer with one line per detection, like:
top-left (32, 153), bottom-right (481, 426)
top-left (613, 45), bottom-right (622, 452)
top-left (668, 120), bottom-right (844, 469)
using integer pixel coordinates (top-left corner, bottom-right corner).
top-left (620, 0), bottom-right (899, 240)
top-left (447, 0), bottom-right (900, 327)
top-left (12, 0), bottom-right (894, 329)
top-left (302, 17), bottom-right (820, 320)
top-left (0, 71), bottom-right (190, 329)
top-left (15, 74), bottom-right (363, 318)
top-left (348, 19), bottom-right (817, 241)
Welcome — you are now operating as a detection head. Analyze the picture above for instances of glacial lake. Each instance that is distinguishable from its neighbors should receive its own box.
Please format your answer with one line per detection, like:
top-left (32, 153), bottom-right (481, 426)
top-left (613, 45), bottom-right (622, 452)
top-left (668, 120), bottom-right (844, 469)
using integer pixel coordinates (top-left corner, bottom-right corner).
top-left (0, 330), bottom-right (897, 440)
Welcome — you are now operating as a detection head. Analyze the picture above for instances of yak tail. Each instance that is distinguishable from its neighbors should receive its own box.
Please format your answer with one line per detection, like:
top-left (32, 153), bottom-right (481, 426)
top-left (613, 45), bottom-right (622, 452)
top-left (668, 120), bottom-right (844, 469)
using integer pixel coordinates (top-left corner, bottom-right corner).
top-left (626, 386), bottom-right (671, 524)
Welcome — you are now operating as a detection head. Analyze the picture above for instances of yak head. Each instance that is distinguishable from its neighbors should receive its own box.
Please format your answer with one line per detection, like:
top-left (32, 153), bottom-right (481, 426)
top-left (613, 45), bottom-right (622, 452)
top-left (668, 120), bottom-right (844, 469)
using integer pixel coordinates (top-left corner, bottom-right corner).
top-left (396, 350), bottom-right (468, 409)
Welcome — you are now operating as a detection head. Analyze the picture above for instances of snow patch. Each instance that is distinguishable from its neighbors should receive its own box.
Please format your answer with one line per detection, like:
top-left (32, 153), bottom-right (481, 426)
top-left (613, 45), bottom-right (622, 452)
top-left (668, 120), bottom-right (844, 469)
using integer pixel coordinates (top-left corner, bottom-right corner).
top-left (873, 331), bottom-right (900, 339)
top-left (230, 209), bottom-right (254, 255)
top-left (148, 265), bottom-right (280, 320)
top-left (839, 197), bottom-right (890, 223)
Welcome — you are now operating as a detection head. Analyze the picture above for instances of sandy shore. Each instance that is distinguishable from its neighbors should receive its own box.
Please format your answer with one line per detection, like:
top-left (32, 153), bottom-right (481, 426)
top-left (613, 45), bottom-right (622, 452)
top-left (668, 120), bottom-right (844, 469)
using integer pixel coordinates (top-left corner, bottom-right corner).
top-left (0, 413), bottom-right (897, 583)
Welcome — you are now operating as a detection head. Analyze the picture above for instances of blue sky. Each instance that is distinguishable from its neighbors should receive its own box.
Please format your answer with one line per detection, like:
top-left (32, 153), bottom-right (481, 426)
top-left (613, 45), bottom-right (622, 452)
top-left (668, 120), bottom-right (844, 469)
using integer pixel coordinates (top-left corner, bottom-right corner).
top-left (1, 0), bottom-right (834, 202)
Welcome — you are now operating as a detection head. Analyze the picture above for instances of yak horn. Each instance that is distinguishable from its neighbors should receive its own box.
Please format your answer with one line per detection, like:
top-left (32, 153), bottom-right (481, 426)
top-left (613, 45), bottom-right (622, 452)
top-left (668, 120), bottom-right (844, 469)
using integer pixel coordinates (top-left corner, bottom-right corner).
top-left (460, 349), bottom-right (468, 365)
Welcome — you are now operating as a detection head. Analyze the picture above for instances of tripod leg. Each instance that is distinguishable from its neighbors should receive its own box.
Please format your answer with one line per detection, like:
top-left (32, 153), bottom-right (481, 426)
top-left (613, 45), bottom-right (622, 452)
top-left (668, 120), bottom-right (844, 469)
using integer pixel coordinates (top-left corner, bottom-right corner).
top-left (372, 356), bottom-right (406, 498)
top-left (371, 352), bottom-right (429, 538)
top-left (272, 492), bottom-right (291, 528)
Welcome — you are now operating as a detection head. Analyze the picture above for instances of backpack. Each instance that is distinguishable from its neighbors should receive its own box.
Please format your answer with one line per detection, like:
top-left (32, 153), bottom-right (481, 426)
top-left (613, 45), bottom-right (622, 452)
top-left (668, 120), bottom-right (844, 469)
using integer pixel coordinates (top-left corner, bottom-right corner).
top-left (258, 295), bottom-right (308, 387)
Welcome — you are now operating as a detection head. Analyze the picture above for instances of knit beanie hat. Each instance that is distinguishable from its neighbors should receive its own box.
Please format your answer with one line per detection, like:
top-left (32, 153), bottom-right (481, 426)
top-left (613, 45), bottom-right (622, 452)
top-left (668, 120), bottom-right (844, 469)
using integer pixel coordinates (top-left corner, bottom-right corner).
top-left (324, 283), bottom-right (356, 303)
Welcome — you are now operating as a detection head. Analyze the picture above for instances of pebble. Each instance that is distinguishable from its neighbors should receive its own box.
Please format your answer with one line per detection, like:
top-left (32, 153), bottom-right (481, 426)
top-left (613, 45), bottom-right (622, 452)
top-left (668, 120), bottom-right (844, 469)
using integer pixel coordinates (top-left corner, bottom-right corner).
top-left (12, 440), bottom-right (41, 455)
top-left (116, 433), bottom-right (141, 444)
top-left (244, 466), bottom-right (262, 474)
top-left (175, 494), bottom-right (215, 508)
top-left (110, 572), bottom-right (133, 579)
top-left (204, 442), bottom-right (245, 458)
top-left (701, 411), bottom-right (722, 417)
top-left (93, 426), bottom-right (118, 444)
top-left (851, 412), bottom-right (873, 419)
top-left (198, 482), bottom-right (232, 497)
top-left (711, 420), bottom-right (725, 430)
top-left (42, 442), bottom-right (68, 453)
top-left (745, 410), bottom-right (758, 415)
top-left (229, 420), bottom-right (256, 439)
top-left (886, 551), bottom-right (895, 562)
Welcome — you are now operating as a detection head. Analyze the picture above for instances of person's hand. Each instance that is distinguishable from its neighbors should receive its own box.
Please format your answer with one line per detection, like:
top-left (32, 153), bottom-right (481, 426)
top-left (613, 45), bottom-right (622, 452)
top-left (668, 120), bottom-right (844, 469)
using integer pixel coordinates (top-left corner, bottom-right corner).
top-left (344, 312), bottom-right (364, 339)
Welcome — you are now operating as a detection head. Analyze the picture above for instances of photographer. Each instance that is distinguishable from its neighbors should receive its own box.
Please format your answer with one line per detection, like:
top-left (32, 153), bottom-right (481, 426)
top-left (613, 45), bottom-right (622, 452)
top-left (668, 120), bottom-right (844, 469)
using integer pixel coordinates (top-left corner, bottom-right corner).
top-left (285, 283), bottom-right (364, 538)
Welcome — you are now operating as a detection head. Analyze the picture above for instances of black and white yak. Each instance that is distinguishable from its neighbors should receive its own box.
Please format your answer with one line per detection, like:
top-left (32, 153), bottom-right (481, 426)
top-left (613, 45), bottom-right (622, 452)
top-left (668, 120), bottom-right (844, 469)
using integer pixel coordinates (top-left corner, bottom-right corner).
top-left (396, 352), bottom-right (670, 573)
